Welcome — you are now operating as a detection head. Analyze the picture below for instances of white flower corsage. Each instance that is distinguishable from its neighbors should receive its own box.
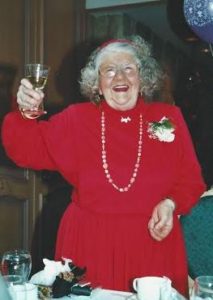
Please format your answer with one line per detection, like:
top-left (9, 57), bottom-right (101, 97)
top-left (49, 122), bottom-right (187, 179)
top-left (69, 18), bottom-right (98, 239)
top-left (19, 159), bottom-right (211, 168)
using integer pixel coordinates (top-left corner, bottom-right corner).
top-left (147, 117), bottom-right (175, 142)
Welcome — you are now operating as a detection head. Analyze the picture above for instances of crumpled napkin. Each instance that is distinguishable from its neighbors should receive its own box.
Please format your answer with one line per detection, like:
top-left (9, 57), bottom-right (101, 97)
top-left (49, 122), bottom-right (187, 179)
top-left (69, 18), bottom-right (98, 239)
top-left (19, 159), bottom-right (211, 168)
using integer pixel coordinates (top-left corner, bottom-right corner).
top-left (30, 257), bottom-right (72, 286)
top-left (29, 257), bottom-right (92, 298)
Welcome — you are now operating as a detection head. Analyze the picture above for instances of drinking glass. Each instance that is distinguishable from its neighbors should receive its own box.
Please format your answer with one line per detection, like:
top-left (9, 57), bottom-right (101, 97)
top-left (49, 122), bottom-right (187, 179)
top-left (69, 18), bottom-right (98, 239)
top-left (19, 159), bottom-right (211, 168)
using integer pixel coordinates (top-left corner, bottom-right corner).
top-left (1, 249), bottom-right (32, 284)
top-left (191, 276), bottom-right (213, 300)
top-left (24, 63), bottom-right (50, 119)
top-left (2, 275), bottom-right (23, 300)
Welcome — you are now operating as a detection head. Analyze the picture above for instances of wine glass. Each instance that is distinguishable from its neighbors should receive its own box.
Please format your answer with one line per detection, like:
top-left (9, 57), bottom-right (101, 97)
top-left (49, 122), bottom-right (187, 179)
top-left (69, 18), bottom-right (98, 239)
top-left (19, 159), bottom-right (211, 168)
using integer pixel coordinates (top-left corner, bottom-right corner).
top-left (191, 276), bottom-right (213, 299)
top-left (1, 275), bottom-right (23, 300)
top-left (23, 63), bottom-right (50, 119)
top-left (1, 249), bottom-right (32, 284)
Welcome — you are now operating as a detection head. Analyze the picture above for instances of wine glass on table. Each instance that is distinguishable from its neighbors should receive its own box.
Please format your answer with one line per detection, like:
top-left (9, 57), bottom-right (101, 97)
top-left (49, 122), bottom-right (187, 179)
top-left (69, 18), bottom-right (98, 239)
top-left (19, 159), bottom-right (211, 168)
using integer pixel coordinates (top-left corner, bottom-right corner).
top-left (21, 63), bottom-right (50, 119)
top-left (191, 276), bottom-right (213, 300)
top-left (1, 249), bottom-right (32, 284)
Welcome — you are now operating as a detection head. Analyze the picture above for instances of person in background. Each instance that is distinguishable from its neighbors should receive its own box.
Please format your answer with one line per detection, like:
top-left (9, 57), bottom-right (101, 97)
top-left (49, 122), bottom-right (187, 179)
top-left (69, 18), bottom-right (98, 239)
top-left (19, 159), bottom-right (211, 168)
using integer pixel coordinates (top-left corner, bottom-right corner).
top-left (1, 36), bottom-right (206, 297)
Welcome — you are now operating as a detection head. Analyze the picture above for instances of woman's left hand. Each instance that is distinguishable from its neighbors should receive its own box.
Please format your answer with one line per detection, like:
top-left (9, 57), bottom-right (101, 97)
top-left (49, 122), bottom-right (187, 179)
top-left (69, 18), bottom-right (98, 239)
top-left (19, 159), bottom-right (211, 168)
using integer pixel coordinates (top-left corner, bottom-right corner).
top-left (148, 198), bottom-right (175, 241)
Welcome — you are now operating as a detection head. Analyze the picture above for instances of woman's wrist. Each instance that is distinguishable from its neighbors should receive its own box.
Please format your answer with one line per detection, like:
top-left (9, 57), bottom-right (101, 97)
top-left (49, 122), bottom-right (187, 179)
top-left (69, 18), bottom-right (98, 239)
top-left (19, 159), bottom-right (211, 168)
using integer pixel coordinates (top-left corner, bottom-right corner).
top-left (163, 198), bottom-right (176, 211)
top-left (18, 106), bottom-right (28, 119)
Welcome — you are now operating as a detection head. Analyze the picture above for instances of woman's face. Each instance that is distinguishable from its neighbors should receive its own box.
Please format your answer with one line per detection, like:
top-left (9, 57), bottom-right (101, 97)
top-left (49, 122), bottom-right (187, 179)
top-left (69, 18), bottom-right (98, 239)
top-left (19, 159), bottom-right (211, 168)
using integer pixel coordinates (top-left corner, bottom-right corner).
top-left (98, 52), bottom-right (140, 111)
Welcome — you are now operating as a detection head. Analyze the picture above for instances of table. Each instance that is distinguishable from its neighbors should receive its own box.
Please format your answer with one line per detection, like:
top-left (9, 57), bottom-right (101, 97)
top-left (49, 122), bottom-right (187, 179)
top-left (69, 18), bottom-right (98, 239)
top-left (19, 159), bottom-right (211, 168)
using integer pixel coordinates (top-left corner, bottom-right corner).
top-left (52, 287), bottom-right (188, 300)
top-left (52, 288), bottom-right (134, 300)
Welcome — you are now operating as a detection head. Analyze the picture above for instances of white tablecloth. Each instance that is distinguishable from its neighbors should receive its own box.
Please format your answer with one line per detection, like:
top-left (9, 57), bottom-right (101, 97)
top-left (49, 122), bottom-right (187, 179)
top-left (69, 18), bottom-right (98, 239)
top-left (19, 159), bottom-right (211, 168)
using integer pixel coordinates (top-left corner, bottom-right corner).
top-left (52, 289), bottom-right (134, 300)
top-left (52, 287), bottom-right (188, 300)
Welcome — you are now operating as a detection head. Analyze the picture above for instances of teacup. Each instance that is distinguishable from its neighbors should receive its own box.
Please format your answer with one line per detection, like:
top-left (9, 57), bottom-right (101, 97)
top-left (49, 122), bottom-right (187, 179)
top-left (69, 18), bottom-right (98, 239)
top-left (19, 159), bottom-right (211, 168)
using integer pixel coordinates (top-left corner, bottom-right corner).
top-left (133, 276), bottom-right (172, 300)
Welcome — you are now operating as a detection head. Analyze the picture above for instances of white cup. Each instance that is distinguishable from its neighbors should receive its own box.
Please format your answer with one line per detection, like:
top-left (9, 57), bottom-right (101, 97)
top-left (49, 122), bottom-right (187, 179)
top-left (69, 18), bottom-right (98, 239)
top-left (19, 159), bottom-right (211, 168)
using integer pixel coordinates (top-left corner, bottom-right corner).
top-left (11, 283), bottom-right (38, 300)
top-left (2, 275), bottom-right (23, 300)
top-left (133, 276), bottom-right (172, 300)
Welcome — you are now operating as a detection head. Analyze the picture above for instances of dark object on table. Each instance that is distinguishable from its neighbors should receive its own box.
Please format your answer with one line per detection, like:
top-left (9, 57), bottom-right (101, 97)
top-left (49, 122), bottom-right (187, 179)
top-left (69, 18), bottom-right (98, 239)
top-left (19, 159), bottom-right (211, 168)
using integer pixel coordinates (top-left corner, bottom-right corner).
top-left (71, 284), bottom-right (93, 296)
top-left (52, 276), bottom-right (92, 298)
top-left (69, 261), bottom-right (87, 278)
top-left (52, 263), bottom-right (91, 298)
top-left (52, 276), bottom-right (75, 298)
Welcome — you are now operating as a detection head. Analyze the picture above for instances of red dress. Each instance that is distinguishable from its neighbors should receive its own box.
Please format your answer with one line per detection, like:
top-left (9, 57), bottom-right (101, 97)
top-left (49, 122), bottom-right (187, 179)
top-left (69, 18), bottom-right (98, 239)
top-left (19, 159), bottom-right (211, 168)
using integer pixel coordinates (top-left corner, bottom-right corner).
top-left (2, 98), bottom-right (206, 296)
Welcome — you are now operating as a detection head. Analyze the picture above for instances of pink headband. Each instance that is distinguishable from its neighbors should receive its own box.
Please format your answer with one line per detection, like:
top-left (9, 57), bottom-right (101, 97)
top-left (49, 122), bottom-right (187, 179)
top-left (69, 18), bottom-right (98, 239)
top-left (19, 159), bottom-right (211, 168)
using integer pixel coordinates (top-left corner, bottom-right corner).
top-left (99, 38), bottom-right (132, 49)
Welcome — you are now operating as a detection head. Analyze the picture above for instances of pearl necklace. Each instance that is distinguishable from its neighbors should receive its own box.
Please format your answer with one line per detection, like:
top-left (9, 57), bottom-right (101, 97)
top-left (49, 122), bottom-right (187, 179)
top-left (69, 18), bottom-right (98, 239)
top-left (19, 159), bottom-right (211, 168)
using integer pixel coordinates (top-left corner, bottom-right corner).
top-left (101, 111), bottom-right (143, 192)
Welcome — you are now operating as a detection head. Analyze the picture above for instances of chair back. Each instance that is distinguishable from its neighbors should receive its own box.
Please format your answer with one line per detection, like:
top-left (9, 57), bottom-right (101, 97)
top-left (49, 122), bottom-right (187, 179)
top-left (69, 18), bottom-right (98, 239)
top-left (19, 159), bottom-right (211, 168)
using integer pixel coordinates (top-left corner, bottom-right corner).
top-left (180, 196), bottom-right (213, 279)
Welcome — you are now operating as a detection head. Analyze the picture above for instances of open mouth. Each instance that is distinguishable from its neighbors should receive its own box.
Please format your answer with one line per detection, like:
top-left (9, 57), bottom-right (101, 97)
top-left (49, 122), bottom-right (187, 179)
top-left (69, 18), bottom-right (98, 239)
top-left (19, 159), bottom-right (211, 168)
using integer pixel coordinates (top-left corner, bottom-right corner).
top-left (113, 85), bottom-right (129, 92)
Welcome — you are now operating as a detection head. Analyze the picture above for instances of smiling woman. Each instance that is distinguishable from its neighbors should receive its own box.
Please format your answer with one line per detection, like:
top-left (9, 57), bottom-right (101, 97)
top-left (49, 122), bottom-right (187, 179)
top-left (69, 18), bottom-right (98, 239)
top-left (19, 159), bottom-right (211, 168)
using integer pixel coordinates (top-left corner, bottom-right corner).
top-left (2, 35), bottom-right (205, 297)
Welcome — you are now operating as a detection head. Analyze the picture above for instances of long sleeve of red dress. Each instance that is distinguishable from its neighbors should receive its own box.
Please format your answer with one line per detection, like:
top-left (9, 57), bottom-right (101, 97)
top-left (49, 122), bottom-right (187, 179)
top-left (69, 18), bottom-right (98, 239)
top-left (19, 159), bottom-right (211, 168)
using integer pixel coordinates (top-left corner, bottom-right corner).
top-left (1, 107), bottom-right (79, 186)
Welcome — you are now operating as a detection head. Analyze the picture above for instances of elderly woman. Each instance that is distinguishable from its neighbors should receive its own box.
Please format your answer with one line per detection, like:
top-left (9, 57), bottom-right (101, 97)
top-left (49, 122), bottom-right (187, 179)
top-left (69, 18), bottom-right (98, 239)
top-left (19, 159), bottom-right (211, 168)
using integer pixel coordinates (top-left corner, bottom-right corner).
top-left (1, 36), bottom-right (205, 296)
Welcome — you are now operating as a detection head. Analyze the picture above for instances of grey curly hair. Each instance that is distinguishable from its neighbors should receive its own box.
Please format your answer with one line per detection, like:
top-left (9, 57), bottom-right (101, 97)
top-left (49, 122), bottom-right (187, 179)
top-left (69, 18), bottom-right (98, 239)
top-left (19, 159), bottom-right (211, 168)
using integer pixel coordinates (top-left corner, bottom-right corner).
top-left (79, 35), bottom-right (164, 103)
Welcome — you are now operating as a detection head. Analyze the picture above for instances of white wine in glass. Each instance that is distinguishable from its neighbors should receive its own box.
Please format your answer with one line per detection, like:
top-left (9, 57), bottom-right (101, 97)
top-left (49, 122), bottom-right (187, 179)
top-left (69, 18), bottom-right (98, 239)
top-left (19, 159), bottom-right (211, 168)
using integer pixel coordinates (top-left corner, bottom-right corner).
top-left (23, 63), bottom-right (50, 119)
top-left (26, 75), bottom-right (48, 90)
